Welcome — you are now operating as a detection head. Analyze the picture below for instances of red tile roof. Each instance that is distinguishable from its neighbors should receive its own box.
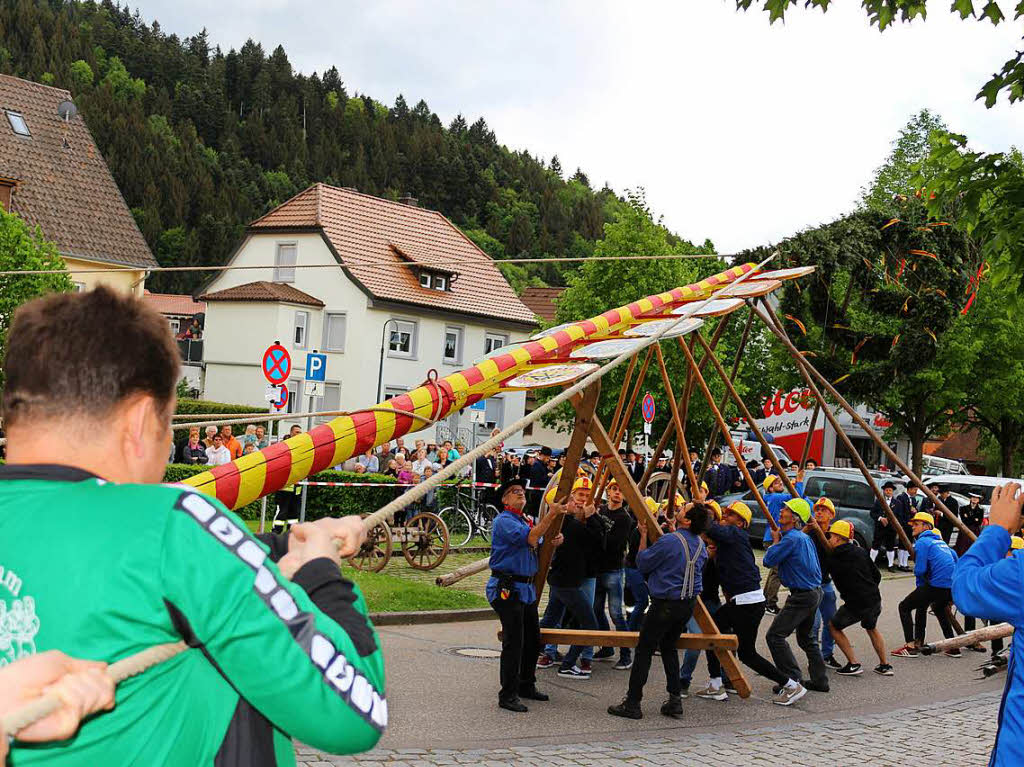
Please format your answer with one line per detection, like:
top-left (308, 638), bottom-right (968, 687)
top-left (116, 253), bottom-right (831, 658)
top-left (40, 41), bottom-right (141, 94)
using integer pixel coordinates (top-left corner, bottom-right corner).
top-left (924, 428), bottom-right (984, 463)
top-left (0, 75), bottom-right (157, 269)
top-left (200, 281), bottom-right (324, 307)
top-left (519, 286), bottom-right (565, 323)
top-left (143, 290), bottom-right (206, 316)
top-left (249, 184), bottom-right (536, 326)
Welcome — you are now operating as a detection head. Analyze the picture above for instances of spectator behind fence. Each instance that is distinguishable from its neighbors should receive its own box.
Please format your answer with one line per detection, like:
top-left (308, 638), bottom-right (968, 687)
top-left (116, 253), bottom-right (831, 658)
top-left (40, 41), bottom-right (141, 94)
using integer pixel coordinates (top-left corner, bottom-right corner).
top-left (181, 427), bottom-right (208, 465)
top-left (220, 424), bottom-right (242, 460)
top-left (242, 443), bottom-right (256, 456)
top-left (241, 424), bottom-right (258, 451)
top-left (203, 425), bottom-right (217, 448)
top-left (174, 425), bottom-right (200, 462)
top-left (413, 448), bottom-right (432, 476)
top-left (353, 463), bottom-right (367, 475)
top-left (358, 448), bottom-right (379, 473)
top-left (205, 433), bottom-right (231, 466)
top-left (421, 466), bottom-right (437, 511)
top-left (255, 424), bottom-right (269, 448)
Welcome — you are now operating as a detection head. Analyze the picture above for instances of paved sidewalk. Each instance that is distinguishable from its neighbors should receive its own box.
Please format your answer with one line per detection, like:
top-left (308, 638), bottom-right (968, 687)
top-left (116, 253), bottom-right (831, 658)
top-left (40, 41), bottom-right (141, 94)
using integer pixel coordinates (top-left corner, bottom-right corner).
top-left (297, 690), bottom-right (1001, 766)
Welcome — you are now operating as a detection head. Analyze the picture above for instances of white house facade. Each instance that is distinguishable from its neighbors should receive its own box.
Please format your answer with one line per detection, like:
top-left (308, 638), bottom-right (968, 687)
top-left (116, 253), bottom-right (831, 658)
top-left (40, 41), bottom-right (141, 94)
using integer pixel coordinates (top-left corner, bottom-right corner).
top-left (198, 185), bottom-right (538, 446)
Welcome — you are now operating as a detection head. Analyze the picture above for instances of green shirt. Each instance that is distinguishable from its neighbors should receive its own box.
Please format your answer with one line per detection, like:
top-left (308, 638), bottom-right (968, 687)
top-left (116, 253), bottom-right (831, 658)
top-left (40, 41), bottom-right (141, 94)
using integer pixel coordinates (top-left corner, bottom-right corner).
top-left (0, 465), bottom-right (386, 766)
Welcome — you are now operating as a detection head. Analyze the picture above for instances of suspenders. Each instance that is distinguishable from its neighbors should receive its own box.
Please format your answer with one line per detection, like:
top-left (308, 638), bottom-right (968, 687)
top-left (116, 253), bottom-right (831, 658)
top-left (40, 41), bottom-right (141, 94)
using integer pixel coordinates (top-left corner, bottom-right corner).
top-left (673, 530), bottom-right (706, 599)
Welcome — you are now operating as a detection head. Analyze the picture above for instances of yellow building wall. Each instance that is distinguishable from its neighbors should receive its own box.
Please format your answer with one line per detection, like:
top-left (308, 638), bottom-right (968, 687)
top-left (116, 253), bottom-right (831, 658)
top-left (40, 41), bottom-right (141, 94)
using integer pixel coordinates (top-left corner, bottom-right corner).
top-left (63, 257), bottom-right (146, 296)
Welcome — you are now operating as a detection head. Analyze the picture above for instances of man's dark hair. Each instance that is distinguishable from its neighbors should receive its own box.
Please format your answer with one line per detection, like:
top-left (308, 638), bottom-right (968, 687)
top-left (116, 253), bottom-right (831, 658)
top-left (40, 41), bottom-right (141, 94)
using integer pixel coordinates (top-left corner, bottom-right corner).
top-left (778, 459), bottom-right (789, 468)
top-left (686, 503), bottom-right (710, 536)
top-left (2, 286), bottom-right (179, 428)
top-left (711, 448), bottom-right (722, 458)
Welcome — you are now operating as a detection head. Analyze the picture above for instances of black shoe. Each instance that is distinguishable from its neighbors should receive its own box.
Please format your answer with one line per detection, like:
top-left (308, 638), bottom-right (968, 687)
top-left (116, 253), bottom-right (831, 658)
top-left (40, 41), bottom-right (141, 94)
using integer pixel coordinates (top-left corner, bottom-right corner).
top-left (608, 698), bottom-right (643, 720)
top-left (801, 679), bottom-right (830, 693)
top-left (824, 655), bottom-right (842, 670)
top-left (594, 647), bottom-right (616, 661)
top-left (836, 663), bottom-right (863, 676)
top-left (765, 604), bottom-right (779, 615)
top-left (499, 697), bottom-right (528, 713)
top-left (519, 687), bottom-right (549, 701)
top-left (660, 694), bottom-right (684, 719)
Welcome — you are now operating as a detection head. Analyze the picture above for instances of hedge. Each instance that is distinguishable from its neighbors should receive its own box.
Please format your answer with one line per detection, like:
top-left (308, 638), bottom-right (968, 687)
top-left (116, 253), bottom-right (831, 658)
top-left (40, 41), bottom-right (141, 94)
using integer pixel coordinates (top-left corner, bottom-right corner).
top-left (163, 465), bottom-right (468, 521)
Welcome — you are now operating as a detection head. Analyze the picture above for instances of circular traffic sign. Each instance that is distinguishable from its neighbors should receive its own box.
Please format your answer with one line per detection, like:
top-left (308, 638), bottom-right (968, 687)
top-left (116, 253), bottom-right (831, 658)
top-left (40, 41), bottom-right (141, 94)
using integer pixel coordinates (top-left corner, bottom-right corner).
top-left (262, 344), bottom-right (292, 385)
top-left (642, 393), bottom-right (656, 423)
top-left (273, 385), bottom-right (289, 411)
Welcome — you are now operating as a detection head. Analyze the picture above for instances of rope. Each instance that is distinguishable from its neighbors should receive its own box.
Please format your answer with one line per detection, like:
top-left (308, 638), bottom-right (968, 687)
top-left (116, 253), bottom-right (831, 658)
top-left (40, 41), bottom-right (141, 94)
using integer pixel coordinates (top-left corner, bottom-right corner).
top-left (0, 255), bottom-right (772, 739)
top-left (170, 407), bottom-right (436, 432)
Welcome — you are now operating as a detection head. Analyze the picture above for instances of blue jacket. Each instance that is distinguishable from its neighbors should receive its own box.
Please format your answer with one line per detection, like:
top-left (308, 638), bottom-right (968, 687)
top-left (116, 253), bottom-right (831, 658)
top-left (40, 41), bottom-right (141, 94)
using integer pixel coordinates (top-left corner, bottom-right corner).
top-left (704, 522), bottom-right (762, 597)
top-left (952, 526), bottom-right (1024, 767)
top-left (487, 509), bottom-right (537, 603)
top-left (763, 526), bottom-right (821, 590)
top-left (637, 529), bottom-right (708, 600)
top-left (762, 482), bottom-right (805, 542)
top-left (914, 529), bottom-right (957, 588)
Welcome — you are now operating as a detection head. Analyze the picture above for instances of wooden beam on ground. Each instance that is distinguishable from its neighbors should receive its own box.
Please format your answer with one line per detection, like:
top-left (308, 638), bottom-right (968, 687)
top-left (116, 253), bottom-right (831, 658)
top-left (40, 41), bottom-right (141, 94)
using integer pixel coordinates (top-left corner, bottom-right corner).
top-left (533, 381), bottom-right (600, 598)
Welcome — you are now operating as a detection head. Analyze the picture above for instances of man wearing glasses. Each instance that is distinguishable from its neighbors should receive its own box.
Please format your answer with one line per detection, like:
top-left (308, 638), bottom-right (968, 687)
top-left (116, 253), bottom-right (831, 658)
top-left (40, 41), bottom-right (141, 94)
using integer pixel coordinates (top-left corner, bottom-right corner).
top-left (488, 478), bottom-right (565, 712)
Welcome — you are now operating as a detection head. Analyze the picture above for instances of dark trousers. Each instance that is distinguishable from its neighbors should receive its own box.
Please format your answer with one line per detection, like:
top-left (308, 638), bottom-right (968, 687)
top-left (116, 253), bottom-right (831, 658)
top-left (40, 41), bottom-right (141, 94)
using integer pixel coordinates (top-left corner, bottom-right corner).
top-left (491, 597), bottom-right (539, 702)
top-left (899, 585), bottom-right (954, 644)
top-left (708, 600), bottom-right (789, 686)
top-left (626, 597), bottom-right (695, 702)
top-left (766, 587), bottom-right (827, 688)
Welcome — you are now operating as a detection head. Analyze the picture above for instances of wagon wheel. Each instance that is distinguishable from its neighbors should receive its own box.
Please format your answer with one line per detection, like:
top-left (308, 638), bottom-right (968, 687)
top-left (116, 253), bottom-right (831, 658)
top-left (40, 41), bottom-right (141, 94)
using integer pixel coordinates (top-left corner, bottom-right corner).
top-left (537, 462), bottom-right (599, 521)
top-left (644, 471), bottom-right (674, 502)
top-left (402, 512), bottom-right (450, 571)
top-left (349, 519), bottom-right (392, 572)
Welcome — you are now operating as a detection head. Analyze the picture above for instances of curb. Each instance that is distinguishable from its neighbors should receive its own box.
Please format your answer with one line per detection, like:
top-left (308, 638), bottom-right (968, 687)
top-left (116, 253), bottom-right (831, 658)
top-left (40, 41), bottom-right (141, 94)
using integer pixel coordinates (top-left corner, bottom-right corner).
top-left (370, 607), bottom-right (494, 626)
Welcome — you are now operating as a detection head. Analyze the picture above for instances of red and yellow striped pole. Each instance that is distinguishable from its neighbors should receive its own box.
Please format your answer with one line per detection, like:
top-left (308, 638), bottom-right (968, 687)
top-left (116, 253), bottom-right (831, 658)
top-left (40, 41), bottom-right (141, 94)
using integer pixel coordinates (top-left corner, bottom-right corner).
top-left (183, 263), bottom-right (755, 509)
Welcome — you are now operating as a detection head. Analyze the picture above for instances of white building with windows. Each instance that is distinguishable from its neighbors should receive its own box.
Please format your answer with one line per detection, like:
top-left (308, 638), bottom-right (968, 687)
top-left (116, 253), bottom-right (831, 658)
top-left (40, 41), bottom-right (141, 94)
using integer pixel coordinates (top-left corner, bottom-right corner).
top-left (198, 184), bottom-right (537, 445)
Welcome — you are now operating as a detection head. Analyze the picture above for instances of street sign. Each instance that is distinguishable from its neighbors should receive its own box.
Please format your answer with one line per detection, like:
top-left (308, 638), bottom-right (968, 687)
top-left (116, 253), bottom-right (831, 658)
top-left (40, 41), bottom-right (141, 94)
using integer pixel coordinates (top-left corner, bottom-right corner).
top-left (305, 352), bottom-right (327, 382)
top-left (468, 400), bottom-right (486, 425)
top-left (273, 385), bottom-right (289, 411)
top-left (642, 393), bottom-right (656, 424)
top-left (644, 420), bottom-right (652, 435)
top-left (262, 343), bottom-right (291, 385)
top-left (303, 380), bottom-right (325, 398)
top-left (265, 384), bottom-right (280, 403)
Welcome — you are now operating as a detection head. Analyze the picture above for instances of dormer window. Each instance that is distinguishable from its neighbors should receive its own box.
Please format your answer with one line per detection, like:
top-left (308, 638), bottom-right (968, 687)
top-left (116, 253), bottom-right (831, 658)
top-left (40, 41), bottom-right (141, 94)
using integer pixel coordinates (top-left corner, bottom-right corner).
top-left (419, 270), bottom-right (449, 292)
top-left (6, 111), bottom-right (29, 137)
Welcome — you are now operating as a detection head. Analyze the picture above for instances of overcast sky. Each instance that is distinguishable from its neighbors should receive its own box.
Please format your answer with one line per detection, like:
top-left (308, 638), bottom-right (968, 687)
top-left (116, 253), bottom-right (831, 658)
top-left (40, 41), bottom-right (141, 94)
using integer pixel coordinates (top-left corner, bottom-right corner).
top-left (138, 0), bottom-right (1024, 253)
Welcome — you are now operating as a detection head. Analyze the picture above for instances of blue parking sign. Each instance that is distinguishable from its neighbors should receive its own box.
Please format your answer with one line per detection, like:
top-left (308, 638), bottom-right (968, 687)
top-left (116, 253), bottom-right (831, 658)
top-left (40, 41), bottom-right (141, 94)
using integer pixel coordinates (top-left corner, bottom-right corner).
top-left (305, 352), bottom-right (327, 382)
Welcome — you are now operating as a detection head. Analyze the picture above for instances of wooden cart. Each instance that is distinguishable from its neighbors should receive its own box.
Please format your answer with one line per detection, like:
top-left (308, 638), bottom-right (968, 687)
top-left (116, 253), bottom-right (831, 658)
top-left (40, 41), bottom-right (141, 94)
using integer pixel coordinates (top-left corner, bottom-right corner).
top-left (348, 512), bottom-right (451, 572)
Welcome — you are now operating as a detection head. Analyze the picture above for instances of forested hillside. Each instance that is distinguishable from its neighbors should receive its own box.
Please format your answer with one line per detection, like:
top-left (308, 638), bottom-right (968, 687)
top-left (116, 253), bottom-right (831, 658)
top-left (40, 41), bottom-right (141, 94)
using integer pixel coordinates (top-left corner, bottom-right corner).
top-left (0, 0), bottom-right (710, 293)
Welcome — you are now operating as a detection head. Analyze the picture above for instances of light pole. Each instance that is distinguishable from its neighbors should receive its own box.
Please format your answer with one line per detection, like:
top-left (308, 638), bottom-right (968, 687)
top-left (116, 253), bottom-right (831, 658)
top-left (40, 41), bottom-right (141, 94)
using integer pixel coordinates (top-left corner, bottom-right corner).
top-left (376, 319), bottom-right (399, 403)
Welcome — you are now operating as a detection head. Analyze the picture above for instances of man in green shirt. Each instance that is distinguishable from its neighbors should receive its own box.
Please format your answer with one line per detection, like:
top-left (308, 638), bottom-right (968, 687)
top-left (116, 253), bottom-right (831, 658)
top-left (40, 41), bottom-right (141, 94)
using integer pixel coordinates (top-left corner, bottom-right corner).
top-left (0, 286), bottom-right (386, 766)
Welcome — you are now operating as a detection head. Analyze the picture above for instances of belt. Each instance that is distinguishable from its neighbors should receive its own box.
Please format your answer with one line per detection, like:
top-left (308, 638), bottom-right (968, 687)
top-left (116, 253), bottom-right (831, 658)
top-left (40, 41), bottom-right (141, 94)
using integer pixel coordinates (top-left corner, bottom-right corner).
top-left (789, 587), bottom-right (818, 594)
top-left (491, 571), bottom-right (532, 584)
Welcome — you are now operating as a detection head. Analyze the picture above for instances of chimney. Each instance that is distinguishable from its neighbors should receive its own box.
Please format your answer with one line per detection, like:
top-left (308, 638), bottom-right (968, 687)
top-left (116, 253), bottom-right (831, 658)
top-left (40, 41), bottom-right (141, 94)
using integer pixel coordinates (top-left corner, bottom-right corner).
top-left (0, 178), bottom-right (15, 211)
top-left (398, 194), bottom-right (418, 207)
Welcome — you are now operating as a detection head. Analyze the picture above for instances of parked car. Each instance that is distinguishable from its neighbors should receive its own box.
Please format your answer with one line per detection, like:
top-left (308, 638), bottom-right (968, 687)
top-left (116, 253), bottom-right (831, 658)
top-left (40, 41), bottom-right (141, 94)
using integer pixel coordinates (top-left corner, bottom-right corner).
top-left (918, 473), bottom-right (1019, 515)
top-left (720, 431), bottom-right (796, 469)
top-left (715, 468), bottom-right (889, 549)
top-left (921, 455), bottom-right (969, 476)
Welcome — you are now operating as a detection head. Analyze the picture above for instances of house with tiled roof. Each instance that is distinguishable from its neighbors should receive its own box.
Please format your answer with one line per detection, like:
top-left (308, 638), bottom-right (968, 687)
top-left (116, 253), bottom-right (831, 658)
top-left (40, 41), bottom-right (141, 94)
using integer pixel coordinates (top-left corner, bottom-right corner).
top-left (0, 74), bottom-right (157, 294)
top-left (198, 184), bottom-right (537, 440)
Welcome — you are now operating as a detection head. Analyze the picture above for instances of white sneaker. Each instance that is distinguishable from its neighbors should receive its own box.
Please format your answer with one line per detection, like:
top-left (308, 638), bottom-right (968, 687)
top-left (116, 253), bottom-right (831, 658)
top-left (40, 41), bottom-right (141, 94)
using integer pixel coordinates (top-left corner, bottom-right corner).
top-left (694, 681), bottom-right (728, 701)
top-left (773, 683), bottom-right (807, 706)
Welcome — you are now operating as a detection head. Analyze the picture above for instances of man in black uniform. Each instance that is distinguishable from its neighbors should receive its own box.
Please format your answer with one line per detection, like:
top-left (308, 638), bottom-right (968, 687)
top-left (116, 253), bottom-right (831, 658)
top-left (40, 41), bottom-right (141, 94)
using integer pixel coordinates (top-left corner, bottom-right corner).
top-left (923, 484), bottom-right (959, 545)
top-left (870, 481), bottom-right (898, 571)
top-left (892, 483), bottom-right (923, 572)
top-left (956, 491), bottom-right (984, 557)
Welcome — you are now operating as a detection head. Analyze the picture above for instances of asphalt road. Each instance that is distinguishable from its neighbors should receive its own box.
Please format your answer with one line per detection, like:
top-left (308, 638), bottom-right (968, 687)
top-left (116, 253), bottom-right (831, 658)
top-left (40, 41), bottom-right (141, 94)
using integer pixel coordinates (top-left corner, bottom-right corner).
top-left (361, 573), bottom-right (1005, 751)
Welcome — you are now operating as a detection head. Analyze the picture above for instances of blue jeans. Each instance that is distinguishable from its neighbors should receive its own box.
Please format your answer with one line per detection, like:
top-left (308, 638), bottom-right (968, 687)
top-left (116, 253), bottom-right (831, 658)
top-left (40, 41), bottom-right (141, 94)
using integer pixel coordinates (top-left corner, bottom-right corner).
top-left (812, 582), bottom-right (838, 658)
top-left (680, 599), bottom-right (721, 686)
top-left (594, 569), bottom-right (628, 657)
top-left (624, 567), bottom-right (649, 662)
top-left (540, 579), bottom-right (598, 667)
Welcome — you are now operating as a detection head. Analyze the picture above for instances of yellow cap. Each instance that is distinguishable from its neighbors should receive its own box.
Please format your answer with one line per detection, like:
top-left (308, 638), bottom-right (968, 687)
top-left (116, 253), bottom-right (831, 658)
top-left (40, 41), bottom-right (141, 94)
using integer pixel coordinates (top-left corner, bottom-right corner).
top-left (911, 511), bottom-right (935, 527)
top-left (571, 475), bottom-right (593, 493)
top-left (762, 474), bottom-right (780, 492)
top-left (726, 501), bottom-right (752, 527)
top-left (708, 500), bottom-right (722, 520)
top-left (544, 468), bottom-right (562, 505)
top-left (784, 498), bottom-right (812, 524)
top-left (606, 476), bottom-right (619, 487)
top-left (828, 519), bottom-right (855, 540)
top-left (814, 497), bottom-right (836, 515)
top-left (644, 496), bottom-right (660, 514)
top-left (701, 481), bottom-right (709, 492)
top-left (1011, 537), bottom-right (1024, 551)
top-left (660, 493), bottom-right (685, 511)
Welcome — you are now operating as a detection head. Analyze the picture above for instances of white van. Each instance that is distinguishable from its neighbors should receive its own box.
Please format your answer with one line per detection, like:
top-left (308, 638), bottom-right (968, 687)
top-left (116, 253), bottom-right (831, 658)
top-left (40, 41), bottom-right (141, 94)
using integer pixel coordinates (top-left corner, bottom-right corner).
top-left (922, 474), bottom-right (1018, 512)
top-left (921, 456), bottom-right (969, 476)
top-left (721, 431), bottom-right (795, 468)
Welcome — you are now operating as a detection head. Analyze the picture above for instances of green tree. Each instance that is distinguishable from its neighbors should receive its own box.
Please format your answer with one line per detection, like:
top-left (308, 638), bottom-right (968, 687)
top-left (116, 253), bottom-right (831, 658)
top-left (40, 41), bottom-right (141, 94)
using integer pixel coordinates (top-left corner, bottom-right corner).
top-left (0, 209), bottom-right (73, 389)
top-left (68, 59), bottom-right (93, 92)
top-left (735, 1), bottom-right (1024, 106)
top-left (861, 109), bottom-right (947, 212)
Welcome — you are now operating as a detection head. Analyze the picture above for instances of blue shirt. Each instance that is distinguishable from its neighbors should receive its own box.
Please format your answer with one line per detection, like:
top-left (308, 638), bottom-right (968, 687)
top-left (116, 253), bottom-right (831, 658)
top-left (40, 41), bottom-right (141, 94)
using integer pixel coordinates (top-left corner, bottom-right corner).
top-left (486, 509), bottom-right (537, 603)
top-left (762, 482), bottom-right (805, 542)
top-left (763, 527), bottom-right (821, 590)
top-left (636, 529), bottom-right (707, 600)
top-left (952, 525), bottom-right (1023, 766)
top-left (914, 528), bottom-right (957, 588)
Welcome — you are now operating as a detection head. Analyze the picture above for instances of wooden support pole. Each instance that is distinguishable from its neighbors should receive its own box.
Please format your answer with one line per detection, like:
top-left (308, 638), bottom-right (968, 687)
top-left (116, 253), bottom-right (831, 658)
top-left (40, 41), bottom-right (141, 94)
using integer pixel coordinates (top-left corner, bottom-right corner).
top-left (754, 300), bottom-right (975, 545)
top-left (698, 308), bottom-right (757, 482)
top-left (533, 382), bottom-right (600, 598)
top-left (921, 623), bottom-right (1013, 655)
top-left (653, 343), bottom-right (700, 499)
top-left (693, 333), bottom-right (831, 550)
top-left (572, 396), bottom-right (751, 698)
top-left (592, 347), bottom-right (654, 502)
top-left (675, 335), bottom-right (778, 532)
top-left (679, 316), bottom-right (732, 430)
top-left (606, 354), bottom-right (639, 452)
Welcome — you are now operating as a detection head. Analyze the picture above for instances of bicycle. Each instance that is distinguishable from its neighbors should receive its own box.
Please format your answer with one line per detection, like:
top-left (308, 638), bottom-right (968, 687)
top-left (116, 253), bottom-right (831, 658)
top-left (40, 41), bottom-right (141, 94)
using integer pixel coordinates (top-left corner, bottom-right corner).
top-left (438, 480), bottom-right (499, 547)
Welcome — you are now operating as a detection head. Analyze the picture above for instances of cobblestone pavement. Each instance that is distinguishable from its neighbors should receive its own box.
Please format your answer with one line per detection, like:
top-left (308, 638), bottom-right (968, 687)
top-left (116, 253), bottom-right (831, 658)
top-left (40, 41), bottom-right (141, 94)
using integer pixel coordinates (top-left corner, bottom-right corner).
top-left (296, 690), bottom-right (1000, 766)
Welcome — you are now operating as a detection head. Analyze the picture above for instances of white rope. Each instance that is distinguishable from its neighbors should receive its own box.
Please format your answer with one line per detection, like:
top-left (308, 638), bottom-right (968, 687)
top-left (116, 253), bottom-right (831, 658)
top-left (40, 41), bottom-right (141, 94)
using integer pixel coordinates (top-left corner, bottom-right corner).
top-left (171, 407), bottom-right (436, 432)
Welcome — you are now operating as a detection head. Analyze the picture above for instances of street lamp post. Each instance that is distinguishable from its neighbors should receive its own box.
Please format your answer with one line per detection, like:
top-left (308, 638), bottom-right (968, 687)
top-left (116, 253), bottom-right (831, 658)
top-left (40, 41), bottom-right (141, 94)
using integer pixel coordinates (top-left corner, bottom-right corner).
top-left (376, 319), bottom-right (399, 403)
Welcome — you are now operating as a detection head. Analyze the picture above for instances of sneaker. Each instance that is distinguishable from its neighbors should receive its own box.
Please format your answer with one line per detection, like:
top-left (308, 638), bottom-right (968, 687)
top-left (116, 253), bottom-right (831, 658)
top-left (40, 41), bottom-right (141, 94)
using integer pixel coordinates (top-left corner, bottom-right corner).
top-left (892, 645), bottom-right (919, 658)
top-left (944, 649), bottom-right (963, 658)
top-left (765, 605), bottom-right (780, 615)
top-left (836, 663), bottom-right (863, 676)
top-left (557, 665), bottom-right (590, 679)
top-left (580, 659), bottom-right (593, 673)
top-left (536, 654), bottom-right (555, 670)
top-left (607, 698), bottom-right (643, 719)
top-left (873, 663), bottom-right (895, 676)
top-left (613, 657), bottom-right (633, 671)
top-left (593, 648), bottom-right (616, 661)
top-left (824, 655), bottom-right (843, 670)
top-left (772, 683), bottom-right (807, 706)
top-left (694, 682), bottom-right (728, 701)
